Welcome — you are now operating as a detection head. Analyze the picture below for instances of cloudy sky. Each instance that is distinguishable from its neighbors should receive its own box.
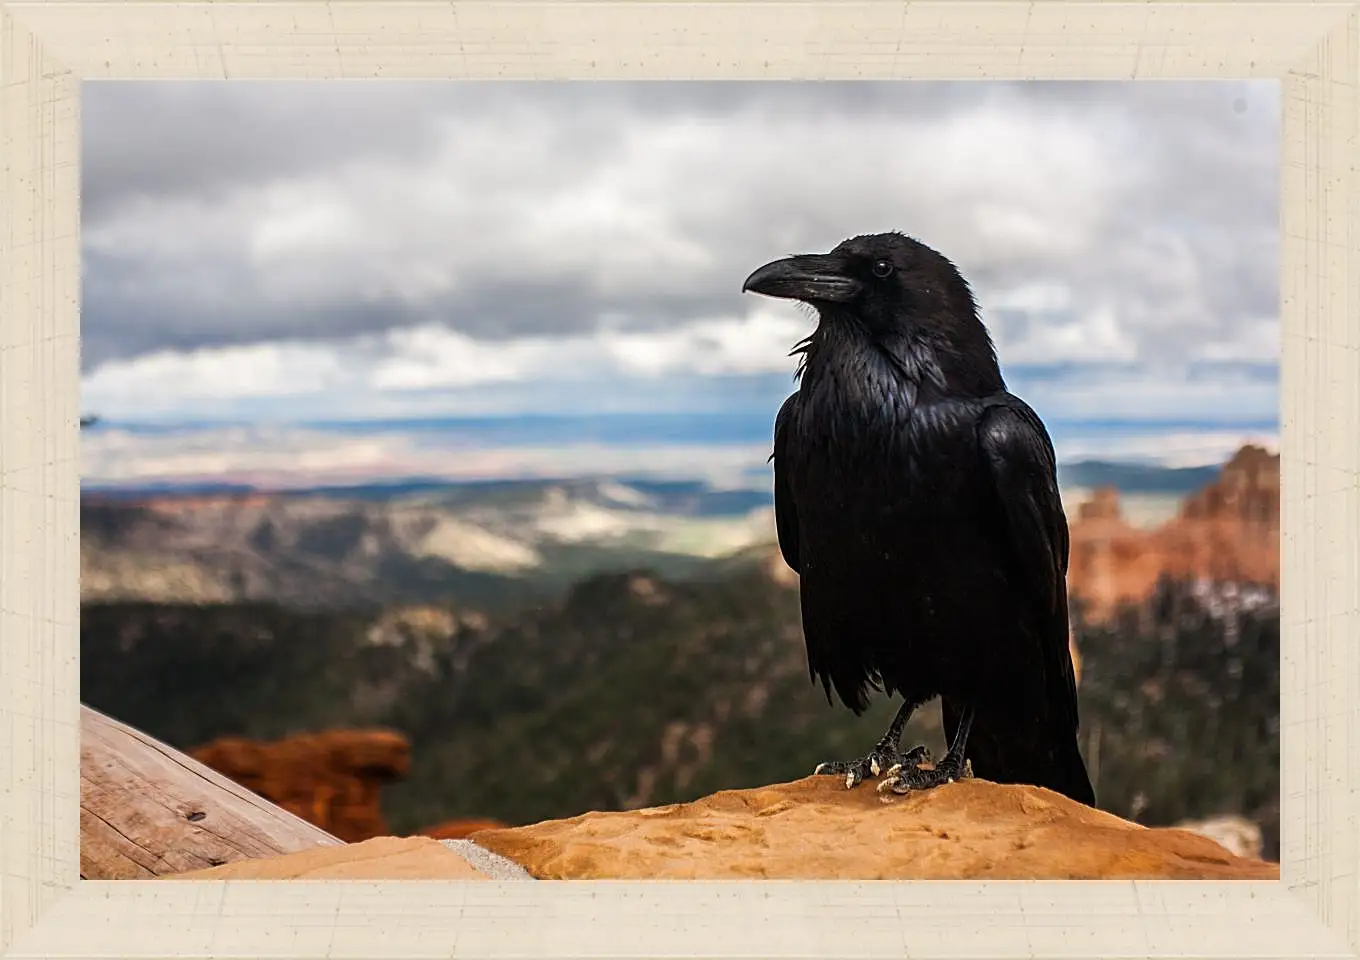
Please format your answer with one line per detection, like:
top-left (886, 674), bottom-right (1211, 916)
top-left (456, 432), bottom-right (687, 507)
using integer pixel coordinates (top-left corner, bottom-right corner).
top-left (80, 80), bottom-right (1279, 490)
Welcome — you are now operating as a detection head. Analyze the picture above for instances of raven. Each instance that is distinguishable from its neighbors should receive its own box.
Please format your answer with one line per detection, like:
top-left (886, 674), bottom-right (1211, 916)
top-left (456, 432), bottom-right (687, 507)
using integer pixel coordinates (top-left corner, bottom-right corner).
top-left (742, 232), bottom-right (1095, 807)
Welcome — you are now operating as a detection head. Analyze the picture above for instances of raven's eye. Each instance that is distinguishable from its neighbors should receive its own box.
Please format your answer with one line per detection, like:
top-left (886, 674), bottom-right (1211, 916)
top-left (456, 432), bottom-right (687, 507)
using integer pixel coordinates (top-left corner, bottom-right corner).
top-left (871, 259), bottom-right (894, 278)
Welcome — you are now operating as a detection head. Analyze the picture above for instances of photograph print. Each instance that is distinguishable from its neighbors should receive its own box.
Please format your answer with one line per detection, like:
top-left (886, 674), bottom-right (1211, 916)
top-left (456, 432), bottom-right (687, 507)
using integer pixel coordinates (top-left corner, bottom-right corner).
top-left (78, 79), bottom-right (1281, 882)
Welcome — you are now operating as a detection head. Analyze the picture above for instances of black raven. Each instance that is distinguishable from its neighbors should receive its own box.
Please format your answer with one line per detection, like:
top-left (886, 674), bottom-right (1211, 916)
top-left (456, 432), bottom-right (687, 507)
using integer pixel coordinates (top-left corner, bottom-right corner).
top-left (742, 231), bottom-right (1095, 807)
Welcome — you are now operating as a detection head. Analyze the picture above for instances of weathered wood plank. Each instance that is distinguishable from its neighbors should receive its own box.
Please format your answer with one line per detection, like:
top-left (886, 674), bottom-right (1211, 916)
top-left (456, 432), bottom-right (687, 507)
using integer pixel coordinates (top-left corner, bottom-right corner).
top-left (80, 704), bottom-right (343, 879)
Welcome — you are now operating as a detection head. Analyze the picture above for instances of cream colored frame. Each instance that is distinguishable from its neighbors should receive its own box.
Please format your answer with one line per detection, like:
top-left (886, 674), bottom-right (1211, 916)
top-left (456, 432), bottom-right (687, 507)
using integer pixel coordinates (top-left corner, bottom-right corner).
top-left (0, 2), bottom-right (1354, 958)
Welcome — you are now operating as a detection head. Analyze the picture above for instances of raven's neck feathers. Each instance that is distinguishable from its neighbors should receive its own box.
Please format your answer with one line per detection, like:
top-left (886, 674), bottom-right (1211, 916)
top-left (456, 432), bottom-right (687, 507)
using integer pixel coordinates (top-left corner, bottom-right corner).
top-left (793, 307), bottom-right (1005, 402)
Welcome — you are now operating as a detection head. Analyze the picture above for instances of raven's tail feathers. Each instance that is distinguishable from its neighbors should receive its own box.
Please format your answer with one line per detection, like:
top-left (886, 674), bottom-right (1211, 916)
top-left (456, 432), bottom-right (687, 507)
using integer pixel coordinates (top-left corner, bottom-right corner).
top-left (1045, 732), bottom-right (1096, 808)
top-left (941, 697), bottom-right (1096, 808)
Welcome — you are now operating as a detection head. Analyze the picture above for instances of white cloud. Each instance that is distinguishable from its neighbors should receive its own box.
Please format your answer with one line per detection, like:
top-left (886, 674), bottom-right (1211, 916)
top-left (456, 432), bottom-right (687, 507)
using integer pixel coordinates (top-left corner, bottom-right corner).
top-left (83, 307), bottom-right (818, 418)
top-left (82, 309), bottom-right (1278, 427)
top-left (593, 310), bottom-right (810, 377)
top-left (371, 327), bottom-right (540, 390)
top-left (989, 282), bottom-right (1074, 315)
top-left (1196, 317), bottom-right (1280, 363)
top-left (82, 341), bottom-right (351, 404)
top-left (1014, 360), bottom-right (1277, 421)
top-left (995, 302), bottom-right (1141, 364)
top-left (1054, 431), bottom-right (1278, 468)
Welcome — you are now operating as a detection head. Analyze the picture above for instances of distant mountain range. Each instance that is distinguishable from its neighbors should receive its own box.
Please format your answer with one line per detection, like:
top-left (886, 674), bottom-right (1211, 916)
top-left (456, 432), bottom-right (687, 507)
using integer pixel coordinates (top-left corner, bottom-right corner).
top-left (80, 477), bottom-right (780, 611)
top-left (1056, 460), bottom-right (1221, 494)
top-left (82, 458), bottom-right (1222, 501)
top-left (79, 459), bottom-right (1223, 611)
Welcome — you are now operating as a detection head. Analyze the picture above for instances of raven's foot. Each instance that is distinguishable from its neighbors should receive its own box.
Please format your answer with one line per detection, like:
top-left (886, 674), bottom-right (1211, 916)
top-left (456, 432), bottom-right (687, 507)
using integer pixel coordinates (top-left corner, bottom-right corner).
top-left (875, 756), bottom-right (973, 795)
top-left (877, 703), bottom-right (976, 796)
top-left (814, 743), bottom-right (933, 789)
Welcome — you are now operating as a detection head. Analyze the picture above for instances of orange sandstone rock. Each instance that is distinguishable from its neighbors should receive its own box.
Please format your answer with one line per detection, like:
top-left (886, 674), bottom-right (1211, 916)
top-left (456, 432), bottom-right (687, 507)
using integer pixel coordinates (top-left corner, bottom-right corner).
top-left (190, 728), bottom-right (410, 842)
top-left (470, 776), bottom-right (1279, 881)
top-left (167, 836), bottom-right (488, 880)
top-left (1066, 445), bottom-right (1280, 620)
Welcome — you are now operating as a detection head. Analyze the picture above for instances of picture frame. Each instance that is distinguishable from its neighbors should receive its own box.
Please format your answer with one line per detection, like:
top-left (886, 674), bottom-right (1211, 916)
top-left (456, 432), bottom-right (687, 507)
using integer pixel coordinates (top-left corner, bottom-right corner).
top-left (1, 2), bottom-right (1353, 957)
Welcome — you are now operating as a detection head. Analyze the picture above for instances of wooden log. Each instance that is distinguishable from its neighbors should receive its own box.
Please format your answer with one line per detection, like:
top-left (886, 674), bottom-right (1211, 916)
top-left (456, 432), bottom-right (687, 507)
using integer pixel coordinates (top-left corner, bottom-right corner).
top-left (80, 704), bottom-right (344, 879)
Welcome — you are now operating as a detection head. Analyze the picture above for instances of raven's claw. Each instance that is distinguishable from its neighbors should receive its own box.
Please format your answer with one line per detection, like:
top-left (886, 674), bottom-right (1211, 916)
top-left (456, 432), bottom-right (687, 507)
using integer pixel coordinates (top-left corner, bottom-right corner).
top-left (814, 743), bottom-right (933, 789)
top-left (877, 756), bottom-right (973, 795)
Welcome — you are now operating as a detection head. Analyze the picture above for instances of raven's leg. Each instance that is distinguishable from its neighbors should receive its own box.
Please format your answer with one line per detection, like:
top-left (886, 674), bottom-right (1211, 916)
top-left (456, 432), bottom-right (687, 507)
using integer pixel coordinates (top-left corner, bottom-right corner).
top-left (813, 695), bottom-right (934, 789)
top-left (876, 703), bottom-right (975, 795)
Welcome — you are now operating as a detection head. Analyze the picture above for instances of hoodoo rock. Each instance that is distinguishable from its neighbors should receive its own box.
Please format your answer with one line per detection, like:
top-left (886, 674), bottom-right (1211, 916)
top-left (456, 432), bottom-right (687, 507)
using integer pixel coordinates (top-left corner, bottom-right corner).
top-left (191, 728), bottom-right (410, 842)
top-left (1066, 445), bottom-right (1280, 620)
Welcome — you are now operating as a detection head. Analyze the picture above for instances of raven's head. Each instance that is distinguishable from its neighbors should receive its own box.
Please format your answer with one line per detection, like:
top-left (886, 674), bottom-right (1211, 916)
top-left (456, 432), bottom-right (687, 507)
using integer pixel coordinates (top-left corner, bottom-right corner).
top-left (742, 231), bottom-right (1001, 395)
top-left (741, 232), bottom-right (981, 338)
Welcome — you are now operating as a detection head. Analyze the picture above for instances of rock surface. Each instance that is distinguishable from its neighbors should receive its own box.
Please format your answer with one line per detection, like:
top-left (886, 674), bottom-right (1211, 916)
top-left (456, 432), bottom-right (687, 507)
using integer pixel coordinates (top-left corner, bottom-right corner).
top-left (155, 776), bottom-right (1279, 882)
top-left (190, 728), bottom-right (410, 842)
top-left (469, 775), bottom-right (1280, 881)
top-left (167, 835), bottom-right (490, 880)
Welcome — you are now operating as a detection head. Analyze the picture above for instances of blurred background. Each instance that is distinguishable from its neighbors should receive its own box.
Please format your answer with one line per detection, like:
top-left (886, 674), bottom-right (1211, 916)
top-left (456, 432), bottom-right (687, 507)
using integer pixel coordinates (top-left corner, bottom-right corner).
top-left (79, 80), bottom-right (1281, 861)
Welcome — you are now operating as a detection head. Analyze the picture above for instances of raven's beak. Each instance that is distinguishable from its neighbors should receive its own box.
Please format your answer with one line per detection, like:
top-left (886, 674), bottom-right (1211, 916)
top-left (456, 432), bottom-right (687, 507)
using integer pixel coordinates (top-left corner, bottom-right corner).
top-left (741, 254), bottom-right (861, 304)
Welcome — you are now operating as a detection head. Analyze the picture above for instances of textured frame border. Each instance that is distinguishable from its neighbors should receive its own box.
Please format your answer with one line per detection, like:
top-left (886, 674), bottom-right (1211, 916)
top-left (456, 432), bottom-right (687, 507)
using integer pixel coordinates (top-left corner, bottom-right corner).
top-left (0, 2), bottom-right (1355, 958)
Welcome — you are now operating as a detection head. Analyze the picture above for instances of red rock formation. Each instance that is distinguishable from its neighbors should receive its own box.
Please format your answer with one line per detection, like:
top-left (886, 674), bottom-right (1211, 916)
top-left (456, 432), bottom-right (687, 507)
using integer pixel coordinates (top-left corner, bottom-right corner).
top-left (190, 729), bottom-right (410, 842)
top-left (1066, 445), bottom-right (1281, 620)
top-left (1166, 444), bottom-right (1280, 586)
top-left (1066, 487), bottom-right (1170, 619)
top-left (419, 817), bottom-right (509, 840)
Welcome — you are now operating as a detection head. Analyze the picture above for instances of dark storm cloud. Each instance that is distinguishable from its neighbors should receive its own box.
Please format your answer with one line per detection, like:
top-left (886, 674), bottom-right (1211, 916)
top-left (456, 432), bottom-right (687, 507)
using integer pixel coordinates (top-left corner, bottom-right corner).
top-left (81, 80), bottom-right (1279, 372)
top-left (81, 80), bottom-right (990, 207)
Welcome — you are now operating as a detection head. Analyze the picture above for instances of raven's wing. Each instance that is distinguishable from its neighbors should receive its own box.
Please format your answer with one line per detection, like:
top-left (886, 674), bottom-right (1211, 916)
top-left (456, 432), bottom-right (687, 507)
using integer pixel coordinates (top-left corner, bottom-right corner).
top-left (771, 394), bottom-right (801, 575)
top-left (773, 392), bottom-right (869, 709)
top-left (955, 396), bottom-right (1093, 804)
top-left (975, 397), bottom-right (1078, 734)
